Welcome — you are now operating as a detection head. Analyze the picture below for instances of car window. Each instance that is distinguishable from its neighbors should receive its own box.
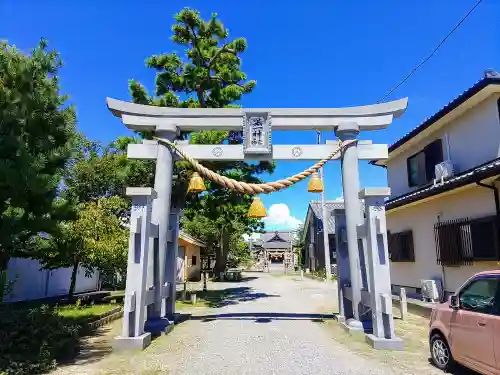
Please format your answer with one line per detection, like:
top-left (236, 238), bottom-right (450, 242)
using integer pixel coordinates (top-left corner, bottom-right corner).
top-left (459, 277), bottom-right (499, 315)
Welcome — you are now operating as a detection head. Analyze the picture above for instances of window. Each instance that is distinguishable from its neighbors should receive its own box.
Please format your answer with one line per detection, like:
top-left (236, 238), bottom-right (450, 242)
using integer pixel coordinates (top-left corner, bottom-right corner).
top-left (191, 255), bottom-right (197, 266)
top-left (459, 277), bottom-right (499, 315)
top-left (434, 216), bottom-right (500, 265)
top-left (388, 230), bottom-right (415, 262)
top-left (407, 139), bottom-right (444, 187)
top-left (471, 216), bottom-right (500, 260)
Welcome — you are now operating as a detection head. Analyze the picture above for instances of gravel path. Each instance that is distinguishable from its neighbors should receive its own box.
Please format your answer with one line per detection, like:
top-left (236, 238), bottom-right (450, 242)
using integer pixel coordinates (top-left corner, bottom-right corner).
top-left (53, 273), bottom-right (412, 375)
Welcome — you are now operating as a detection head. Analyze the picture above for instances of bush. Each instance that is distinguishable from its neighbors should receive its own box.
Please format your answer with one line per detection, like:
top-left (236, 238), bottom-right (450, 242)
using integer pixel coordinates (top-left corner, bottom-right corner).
top-left (0, 305), bottom-right (81, 375)
top-left (311, 268), bottom-right (327, 280)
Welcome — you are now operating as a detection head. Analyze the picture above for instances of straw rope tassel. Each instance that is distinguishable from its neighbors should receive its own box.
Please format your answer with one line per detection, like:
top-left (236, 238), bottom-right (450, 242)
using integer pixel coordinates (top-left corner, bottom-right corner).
top-left (153, 137), bottom-right (356, 195)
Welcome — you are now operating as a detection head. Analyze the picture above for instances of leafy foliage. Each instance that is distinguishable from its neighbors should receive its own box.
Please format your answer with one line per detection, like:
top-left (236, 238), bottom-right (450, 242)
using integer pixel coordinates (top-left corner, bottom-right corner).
top-left (0, 305), bottom-right (80, 375)
top-left (0, 302), bottom-right (118, 375)
top-left (36, 196), bottom-right (129, 297)
top-left (129, 7), bottom-right (256, 109)
top-left (294, 224), bottom-right (305, 267)
top-left (227, 240), bottom-right (252, 269)
top-left (63, 134), bottom-right (154, 204)
top-left (0, 40), bottom-right (76, 271)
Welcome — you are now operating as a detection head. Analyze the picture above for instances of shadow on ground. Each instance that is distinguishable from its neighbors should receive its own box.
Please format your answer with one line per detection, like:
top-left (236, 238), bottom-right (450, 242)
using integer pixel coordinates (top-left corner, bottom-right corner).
top-left (57, 324), bottom-right (116, 367)
top-left (176, 312), bottom-right (334, 324)
top-left (427, 358), bottom-right (481, 375)
top-left (177, 286), bottom-right (279, 308)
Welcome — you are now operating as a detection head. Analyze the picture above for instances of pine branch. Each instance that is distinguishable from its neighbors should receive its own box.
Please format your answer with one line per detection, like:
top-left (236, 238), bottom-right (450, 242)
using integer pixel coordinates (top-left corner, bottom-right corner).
top-left (208, 44), bottom-right (237, 68)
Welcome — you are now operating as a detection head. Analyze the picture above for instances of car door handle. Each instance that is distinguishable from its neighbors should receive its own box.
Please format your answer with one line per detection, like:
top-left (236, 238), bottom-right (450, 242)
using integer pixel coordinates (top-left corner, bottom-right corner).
top-left (478, 321), bottom-right (486, 327)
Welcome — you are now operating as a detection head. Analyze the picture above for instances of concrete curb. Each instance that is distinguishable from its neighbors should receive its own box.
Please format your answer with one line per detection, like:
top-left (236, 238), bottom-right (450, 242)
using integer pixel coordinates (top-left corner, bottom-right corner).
top-left (86, 307), bottom-right (123, 330)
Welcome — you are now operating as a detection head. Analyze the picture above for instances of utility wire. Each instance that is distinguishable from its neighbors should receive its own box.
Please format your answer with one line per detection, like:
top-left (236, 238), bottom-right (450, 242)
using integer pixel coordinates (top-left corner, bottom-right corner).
top-left (378, 0), bottom-right (484, 103)
top-left (426, 23), bottom-right (496, 91)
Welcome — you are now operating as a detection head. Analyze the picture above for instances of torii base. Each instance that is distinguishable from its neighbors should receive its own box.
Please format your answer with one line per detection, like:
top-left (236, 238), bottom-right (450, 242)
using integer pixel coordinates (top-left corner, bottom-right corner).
top-left (113, 332), bottom-right (151, 351)
top-left (340, 319), bottom-right (365, 336)
top-left (365, 334), bottom-right (404, 351)
top-left (144, 317), bottom-right (175, 336)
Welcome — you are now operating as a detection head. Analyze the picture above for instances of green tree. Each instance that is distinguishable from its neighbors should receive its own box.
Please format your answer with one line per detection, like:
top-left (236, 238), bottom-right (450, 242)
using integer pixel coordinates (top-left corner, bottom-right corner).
top-left (294, 224), bottom-right (305, 268)
top-left (37, 196), bottom-right (128, 297)
top-left (129, 7), bottom-right (256, 110)
top-left (63, 134), bottom-right (154, 204)
top-left (128, 8), bottom-right (274, 275)
top-left (54, 134), bottom-right (149, 291)
top-left (0, 40), bottom-right (76, 295)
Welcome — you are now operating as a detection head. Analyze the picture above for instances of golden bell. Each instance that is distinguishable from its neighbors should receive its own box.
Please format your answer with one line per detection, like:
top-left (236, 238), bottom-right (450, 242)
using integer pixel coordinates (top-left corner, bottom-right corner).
top-left (307, 171), bottom-right (324, 193)
top-left (248, 197), bottom-right (267, 218)
top-left (187, 172), bottom-right (206, 194)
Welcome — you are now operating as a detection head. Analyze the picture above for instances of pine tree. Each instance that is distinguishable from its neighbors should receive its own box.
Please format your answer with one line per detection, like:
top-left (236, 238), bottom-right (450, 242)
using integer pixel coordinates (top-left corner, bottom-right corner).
top-left (0, 40), bottom-right (75, 288)
top-left (128, 8), bottom-right (274, 276)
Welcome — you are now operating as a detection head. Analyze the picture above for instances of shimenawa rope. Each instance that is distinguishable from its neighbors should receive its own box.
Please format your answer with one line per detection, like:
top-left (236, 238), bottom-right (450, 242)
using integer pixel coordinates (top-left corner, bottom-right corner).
top-left (153, 137), bottom-right (356, 195)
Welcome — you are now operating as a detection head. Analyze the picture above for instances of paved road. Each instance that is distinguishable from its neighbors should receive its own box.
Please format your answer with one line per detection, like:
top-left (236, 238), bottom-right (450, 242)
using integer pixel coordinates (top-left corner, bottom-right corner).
top-left (54, 273), bottom-right (412, 375)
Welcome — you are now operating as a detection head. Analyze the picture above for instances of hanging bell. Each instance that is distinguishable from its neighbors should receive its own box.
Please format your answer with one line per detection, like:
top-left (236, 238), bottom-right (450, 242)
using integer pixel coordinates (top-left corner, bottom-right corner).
top-left (307, 171), bottom-right (324, 193)
top-left (187, 172), bottom-right (206, 194)
top-left (248, 197), bottom-right (267, 218)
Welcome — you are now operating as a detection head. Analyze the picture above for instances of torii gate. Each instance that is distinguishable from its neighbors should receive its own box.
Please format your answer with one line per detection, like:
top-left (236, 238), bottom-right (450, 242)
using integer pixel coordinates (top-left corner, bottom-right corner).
top-left (108, 97), bottom-right (408, 351)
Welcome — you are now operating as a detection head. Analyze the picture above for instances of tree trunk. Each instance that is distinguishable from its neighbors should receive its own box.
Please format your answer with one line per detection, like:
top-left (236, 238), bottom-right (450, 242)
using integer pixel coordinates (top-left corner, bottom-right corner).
top-left (213, 227), bottom-right (230, 279)
top-left (68, 260), bottom-right (79, 299)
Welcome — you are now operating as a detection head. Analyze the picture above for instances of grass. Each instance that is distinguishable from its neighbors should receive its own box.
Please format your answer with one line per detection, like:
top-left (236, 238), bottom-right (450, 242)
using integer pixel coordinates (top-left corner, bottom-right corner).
top-left (317, 300), bottom-right (442, 374)
top-left (175, 288), bottom-right (233, 309)
top-left (56, 303), bottom-right (119, 321)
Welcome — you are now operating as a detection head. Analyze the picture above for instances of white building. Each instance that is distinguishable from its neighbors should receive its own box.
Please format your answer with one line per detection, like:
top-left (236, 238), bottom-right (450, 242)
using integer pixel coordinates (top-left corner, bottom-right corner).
top-left (372, 71), bottom-right (500, 298)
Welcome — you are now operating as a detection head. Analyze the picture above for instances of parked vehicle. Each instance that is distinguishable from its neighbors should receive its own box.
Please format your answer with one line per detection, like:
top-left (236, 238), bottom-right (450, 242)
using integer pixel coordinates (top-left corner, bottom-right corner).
top-left (429, 270), bottom-right (500, 374)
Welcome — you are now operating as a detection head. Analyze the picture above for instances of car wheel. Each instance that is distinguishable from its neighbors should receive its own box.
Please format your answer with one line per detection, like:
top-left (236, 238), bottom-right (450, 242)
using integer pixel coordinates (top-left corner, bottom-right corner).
top-left (430, 333), bottom-right (455, 372)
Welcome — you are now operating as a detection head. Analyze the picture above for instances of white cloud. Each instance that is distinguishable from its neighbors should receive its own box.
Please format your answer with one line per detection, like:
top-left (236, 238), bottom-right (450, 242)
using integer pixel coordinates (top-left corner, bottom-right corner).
top-left (263, 203), bottom-right (302, 230)
top-left (335, 195), bottom-right (344, 201)
top-left (242, 232), bottom-right (262, 242)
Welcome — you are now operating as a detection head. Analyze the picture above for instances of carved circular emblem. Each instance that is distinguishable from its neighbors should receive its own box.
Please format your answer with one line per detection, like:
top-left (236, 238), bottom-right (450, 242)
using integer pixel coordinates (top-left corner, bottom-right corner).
top-left (212, 147), bottom-right (223, 157)
top-left (291, 147), bottom-right (303, 157)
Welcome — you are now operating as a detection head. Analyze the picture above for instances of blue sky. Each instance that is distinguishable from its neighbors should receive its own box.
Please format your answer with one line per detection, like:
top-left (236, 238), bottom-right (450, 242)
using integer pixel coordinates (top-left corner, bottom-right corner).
top-left (2, 1), bottom-right (499, 230)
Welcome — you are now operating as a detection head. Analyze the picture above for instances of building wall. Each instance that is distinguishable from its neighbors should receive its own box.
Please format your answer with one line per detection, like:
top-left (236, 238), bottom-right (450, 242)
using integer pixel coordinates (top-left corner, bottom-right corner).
top-left (387, 95), bottom-right (500, 198)
top-left (387, 184), bottom-right (500, 295)
top-left (6, 258), bottom-right (99, 302)
top-left (303, 213), bottom-right (336, 271)
top-left (178, 238), bottom-right (201, 281)
top-left (303, 213), bottom-right (315, 270)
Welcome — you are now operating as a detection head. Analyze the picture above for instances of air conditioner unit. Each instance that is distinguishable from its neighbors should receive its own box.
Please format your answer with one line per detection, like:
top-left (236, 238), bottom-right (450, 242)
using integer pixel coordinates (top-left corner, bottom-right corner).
top-left (421, 279), bottom-right (441, 302)
top-left (434, 160), bottom-right (454, 185)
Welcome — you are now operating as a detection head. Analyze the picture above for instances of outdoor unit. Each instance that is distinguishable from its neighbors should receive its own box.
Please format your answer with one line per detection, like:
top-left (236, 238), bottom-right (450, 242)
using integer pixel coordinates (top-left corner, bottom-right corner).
top-left (434, 160), bottom-right (454, 185)
top-left (421, 279), bottom-right (441, 302)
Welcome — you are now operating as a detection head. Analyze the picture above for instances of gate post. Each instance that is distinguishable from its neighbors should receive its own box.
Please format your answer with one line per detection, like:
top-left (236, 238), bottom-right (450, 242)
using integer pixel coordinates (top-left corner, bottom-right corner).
top-left (114, 187), bottom-right (156, 350)
top-left (166, 208), bottom-right (181, 317)
top-left (335, 122), bottom-right (363, 330)
top-left (333, 208), bottom-right (348, 322)
top-left (360, 188), bottom-right (404, 350)
top-left (150, 131), bottom-right (176, 320)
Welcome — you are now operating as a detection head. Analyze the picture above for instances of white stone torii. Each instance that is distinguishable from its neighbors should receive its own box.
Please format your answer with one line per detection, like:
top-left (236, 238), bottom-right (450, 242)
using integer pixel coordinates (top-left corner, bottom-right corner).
top-left (107, 97), bottom-right (408, 351)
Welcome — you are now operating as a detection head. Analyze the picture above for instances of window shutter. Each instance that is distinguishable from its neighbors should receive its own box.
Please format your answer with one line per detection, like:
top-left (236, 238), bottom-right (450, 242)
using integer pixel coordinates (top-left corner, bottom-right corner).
top-left (388, 232), bottom-right (401, 261)
top-left (403, 231), bottom-right (415, 261)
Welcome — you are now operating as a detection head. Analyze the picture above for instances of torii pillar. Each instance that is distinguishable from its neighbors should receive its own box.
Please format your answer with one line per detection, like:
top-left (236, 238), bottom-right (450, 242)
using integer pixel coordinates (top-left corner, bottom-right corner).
top-left (335, 122), bottom-right (364, 330)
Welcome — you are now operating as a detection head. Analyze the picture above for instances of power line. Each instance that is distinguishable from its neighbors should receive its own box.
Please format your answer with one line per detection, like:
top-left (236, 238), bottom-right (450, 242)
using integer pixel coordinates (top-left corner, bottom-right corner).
top-left (425, 22), bottom-right (496, 92)
top-left (378, 0), bottom-right (484, 103)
